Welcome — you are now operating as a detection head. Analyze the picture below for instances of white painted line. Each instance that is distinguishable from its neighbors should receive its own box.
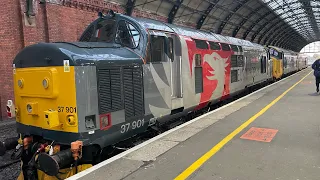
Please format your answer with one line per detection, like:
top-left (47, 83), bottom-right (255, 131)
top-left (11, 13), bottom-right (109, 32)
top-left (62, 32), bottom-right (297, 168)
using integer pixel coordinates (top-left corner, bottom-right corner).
top-left (67, 69), bottom-right (309, 180)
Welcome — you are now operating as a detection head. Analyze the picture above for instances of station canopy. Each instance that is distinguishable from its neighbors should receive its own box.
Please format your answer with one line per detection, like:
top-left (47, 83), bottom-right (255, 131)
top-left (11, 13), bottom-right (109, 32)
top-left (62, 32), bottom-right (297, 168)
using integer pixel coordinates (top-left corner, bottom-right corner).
top-left (109, 0), bottom-right (320, 52)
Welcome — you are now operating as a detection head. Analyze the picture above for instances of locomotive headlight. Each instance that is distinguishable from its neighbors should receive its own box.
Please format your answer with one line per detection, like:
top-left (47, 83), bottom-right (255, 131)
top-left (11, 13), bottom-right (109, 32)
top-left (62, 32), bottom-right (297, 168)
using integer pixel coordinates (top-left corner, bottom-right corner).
top-left (26, 104), bottom-right (32, 113)
top-left (67, 116), bottom-right (76, 126)
top-left (17, 79), bottom-right (23, 88)
top-left (42, 78), bottom-right (49, 89)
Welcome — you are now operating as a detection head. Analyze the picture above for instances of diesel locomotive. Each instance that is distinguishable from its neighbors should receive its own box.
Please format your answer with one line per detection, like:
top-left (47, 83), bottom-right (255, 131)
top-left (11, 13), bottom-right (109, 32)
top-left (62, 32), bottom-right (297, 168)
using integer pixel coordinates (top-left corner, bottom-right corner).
top-left (1, 10), bottom-right (307, 180)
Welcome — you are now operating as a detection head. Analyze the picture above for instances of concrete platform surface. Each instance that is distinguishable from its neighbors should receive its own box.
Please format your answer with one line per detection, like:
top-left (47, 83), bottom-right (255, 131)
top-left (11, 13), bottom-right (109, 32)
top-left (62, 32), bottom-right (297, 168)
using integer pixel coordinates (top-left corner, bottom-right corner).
top-left (68, 68), bottom-right (319, 180)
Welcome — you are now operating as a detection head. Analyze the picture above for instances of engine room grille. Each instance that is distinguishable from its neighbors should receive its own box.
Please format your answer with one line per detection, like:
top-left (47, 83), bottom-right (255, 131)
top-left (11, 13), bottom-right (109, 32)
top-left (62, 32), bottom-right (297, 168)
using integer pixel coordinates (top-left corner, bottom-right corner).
top-left (231, 70), bottom-right (238, 83)
top-left (195, 67), bottom-right (203, 94)
top-left (97, 65), bottom-right (144, 119)
top-left (97, 68), bottom-right (123, 113)
top-left (123, 67), bottom-right (144, 119)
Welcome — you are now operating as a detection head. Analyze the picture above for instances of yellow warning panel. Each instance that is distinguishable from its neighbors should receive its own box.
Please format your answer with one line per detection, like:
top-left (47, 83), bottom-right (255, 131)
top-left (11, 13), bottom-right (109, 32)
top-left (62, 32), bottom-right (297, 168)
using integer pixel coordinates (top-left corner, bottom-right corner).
top-left (64, 60), bottom-right (70, 72)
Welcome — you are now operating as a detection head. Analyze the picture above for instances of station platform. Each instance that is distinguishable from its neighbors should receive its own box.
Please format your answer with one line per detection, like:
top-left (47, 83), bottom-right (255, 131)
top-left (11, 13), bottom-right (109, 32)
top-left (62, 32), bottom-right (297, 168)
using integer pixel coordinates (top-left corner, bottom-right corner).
top-left (68, 68), bottom-right (319, 180)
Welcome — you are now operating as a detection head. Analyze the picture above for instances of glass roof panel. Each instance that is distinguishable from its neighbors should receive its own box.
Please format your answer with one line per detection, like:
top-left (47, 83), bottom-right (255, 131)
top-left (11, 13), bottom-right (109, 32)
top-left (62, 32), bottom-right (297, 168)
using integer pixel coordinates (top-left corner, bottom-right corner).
top-left (261, 0), bottom-right (319, 42)
top-left (311, 1), bottom-right (320, 6)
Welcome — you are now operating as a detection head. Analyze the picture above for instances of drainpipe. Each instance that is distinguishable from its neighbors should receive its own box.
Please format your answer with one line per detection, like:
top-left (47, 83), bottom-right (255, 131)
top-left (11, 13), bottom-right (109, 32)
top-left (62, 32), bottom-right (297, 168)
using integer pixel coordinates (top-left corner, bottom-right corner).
top-left (40, 0), bottom-right (50, 42)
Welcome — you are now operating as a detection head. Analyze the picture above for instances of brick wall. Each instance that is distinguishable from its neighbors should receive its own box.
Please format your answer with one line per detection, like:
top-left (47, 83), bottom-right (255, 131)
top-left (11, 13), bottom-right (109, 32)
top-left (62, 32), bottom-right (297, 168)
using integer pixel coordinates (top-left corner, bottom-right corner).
top-left (0, 0), bottom-right (25, 120)
top-left (0, 0), bottom-right (172, 119)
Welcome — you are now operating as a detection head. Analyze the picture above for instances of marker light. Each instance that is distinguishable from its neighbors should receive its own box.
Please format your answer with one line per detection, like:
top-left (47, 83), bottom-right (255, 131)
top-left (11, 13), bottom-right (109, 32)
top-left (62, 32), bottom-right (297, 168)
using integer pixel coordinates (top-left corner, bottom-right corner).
top-left (42, 78), bottom-right (49, 89)
top-left (27, 104), bottom-right (32, 113)
top-left (18, 79), bottom-right (23, 88)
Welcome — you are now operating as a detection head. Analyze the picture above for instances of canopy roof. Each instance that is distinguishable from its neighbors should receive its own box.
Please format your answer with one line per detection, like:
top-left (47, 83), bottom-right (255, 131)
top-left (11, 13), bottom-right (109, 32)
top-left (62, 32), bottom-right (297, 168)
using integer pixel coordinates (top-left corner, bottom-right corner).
top-left (108, 0), bottom-right (320, 52)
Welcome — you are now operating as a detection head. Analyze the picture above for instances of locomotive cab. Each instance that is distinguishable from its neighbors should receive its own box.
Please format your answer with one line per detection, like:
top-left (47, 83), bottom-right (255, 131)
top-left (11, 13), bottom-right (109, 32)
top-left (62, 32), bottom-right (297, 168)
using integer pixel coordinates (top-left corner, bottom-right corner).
top-left (268, 46), bottom-right (284, 79)
top-left (79, 10), bottom-right (147, 59)
top-left (13, 11), bottom-right (148, 144)
top-left (10, 11), bottom-right (151, 179)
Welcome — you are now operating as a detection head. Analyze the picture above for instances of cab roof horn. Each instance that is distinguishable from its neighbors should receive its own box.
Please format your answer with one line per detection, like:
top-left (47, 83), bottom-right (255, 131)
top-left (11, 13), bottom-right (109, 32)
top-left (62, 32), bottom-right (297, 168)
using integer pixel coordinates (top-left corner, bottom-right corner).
top-left (98, 10), bottom-right (115, 19)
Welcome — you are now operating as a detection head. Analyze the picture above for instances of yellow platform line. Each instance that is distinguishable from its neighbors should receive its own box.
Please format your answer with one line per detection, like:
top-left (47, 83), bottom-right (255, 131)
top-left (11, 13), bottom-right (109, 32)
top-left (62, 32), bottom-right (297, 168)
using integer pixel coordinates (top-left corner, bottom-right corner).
top-left (174, 70), bottom-right (312, 180)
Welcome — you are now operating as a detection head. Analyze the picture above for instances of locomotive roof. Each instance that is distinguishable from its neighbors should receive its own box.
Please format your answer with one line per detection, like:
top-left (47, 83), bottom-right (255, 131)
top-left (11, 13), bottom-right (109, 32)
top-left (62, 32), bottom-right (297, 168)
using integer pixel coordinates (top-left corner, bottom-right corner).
top-left (127, 15), bottom-right (262, 49)
top-left (269, 45), bottom-right (298, 54)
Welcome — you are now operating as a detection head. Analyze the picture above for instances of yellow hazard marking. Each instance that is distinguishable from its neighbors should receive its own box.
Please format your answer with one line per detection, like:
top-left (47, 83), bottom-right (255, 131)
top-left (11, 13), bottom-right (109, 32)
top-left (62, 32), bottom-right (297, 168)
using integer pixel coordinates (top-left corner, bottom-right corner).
top-left (64, 60), bottom-right (70, 72)
top-left (174, 70), bottom-right (312, 180)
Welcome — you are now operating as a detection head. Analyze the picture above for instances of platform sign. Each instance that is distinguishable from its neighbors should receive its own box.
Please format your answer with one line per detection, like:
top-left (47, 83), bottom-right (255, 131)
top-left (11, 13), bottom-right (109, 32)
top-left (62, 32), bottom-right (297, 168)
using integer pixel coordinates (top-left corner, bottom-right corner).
top-left (240, 127), bottom-right (278, 142)
top-left (64, 60), bottom-right (70, 72)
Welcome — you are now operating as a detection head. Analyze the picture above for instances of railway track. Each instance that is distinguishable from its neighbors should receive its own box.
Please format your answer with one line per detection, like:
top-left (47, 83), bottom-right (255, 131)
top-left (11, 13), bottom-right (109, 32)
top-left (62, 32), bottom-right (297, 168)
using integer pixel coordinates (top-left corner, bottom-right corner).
top-left (0, 120), bottom-right (20, 180)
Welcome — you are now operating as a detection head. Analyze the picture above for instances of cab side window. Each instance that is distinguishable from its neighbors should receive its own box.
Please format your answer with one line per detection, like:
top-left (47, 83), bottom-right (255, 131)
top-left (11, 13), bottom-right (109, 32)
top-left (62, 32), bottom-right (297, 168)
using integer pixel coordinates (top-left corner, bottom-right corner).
top-left (168, 37), bottom-right (174, 61)
top-left (284, 57), bottom-right (288, 68)
top-left (209, 42), bottom-right (221, 50)
top-left (195, 54), bottom-right (203, 93)
top-left (230, 45), bottom-right (238, 52)
top-left (194, 39), bottom-right (208, 49)
top-left (148, 35), bottom-right (166, 63)
top-left (115, 20), bottom-right (141, 48)
top-left (260, 56), bottom-right (267, 73)
top-left (220, 43), bottom-right (231, 51)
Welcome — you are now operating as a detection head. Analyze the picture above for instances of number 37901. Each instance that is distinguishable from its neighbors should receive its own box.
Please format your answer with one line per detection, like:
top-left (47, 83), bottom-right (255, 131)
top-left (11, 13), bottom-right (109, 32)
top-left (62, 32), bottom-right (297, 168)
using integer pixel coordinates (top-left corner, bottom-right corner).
top-left (58, 106), bottom-right (77, 113)
top-left (120, 119), bottom-right (145, 133)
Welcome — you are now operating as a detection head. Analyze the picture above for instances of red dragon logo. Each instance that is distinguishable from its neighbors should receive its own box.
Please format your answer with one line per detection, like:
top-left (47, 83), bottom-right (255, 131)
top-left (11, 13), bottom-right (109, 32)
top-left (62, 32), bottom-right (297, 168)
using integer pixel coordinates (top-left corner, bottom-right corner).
top-left (186, 40), bottom-right (231, 109)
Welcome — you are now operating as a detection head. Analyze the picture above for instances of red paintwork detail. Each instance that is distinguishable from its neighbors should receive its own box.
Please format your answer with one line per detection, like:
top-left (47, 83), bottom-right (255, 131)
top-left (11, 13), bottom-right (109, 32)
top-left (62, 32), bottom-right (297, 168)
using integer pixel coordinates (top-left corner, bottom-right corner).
top-left (185, 38), bottom-right (231, 109)
top-left (100, 113), bottom-right (112, 131)
top-left (222, 53), bottom-right (231, 100)
top-left (186, 38), bottom-right (195, 76)
top-left (251, 57), bottom-right (259, 62)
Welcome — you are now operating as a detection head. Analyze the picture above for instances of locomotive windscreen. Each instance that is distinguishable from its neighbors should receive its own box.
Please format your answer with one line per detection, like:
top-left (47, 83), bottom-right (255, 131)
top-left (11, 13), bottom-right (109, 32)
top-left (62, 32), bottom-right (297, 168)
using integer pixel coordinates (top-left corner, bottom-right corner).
top-left (79, 19), bottom-right (116, 42)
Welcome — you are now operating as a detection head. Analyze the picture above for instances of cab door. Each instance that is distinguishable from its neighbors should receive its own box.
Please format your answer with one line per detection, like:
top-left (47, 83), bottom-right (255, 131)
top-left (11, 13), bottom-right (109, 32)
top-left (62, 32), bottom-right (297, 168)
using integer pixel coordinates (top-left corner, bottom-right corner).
top-left (144, 31), bottom-right (172, 117)
top-left (165, 33), bottom-right (184, 111)
top-left (267, 50), bottom-right (272, 78)
top-left (145, 30), bottom-right (183, 117)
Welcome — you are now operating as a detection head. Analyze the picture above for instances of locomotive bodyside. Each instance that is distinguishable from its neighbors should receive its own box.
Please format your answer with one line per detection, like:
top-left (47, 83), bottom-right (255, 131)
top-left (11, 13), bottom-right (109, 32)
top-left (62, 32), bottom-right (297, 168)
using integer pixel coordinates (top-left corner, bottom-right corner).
top-left (7, 11), bottom-right (306, 180)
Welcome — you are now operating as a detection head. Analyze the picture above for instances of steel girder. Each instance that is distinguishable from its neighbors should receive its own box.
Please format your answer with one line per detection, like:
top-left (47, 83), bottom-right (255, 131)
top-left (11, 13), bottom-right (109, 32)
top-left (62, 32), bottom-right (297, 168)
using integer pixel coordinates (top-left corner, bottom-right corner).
top-left (267, 25), bottom-right (294, 46)
top-left (266, 21), bottom-right (306, 47)
top-left (265, 6), bottom-right (320, 18)
top-left (250, 20), bottom-right (270, 42)
top-left (281, 33), bottom-right (306, 51)
top-left (262, 0), bottom-right (320, 41)
top-left (275, 31), bottom-right (305, 49)
top-left (232, 5), bottom-right (265, 37)
top-left (273, 28), bottom-right (297, 46)
top-left (125, 0), bottom-right (136, 16)
top-left (250, 11), bottom-right (318, 41)
top-left (264, 24), bottom-right (288, 45)
top-left (273, 30), bottom-right (306, 51)
top-left (235, 2), bottom-right (320, 40)
top-left (196, 0), bottom-right (219, 29)
top-left (217, 0), bottom-right (250, 34)
top-left (281, 34), bottom-right (306, 51)
top-left (299, 0), bottom-right (320, 39)
top-left (260, 7), bottom-right (320, 39)
top-left (250, 10), bottom-right (320, 44)
top-left (258, 13), bottom-right (308, 45)
top-left (281, 33), bottom-right (307, 48)
top-left (168, 0), bottom-right (184, 24)
top-left (242, 10), bottom-right (273, 39)
top-left (257, 20), bottom-right (284, 44)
